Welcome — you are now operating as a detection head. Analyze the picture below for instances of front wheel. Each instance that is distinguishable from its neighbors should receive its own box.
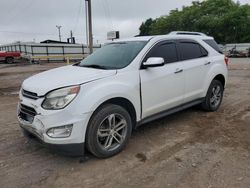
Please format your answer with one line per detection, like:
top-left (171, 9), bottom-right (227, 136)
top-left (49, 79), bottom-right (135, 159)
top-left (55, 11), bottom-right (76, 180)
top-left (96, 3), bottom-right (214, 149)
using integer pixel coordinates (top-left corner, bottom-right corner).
top-left (86, 104), bottom-right (132, 158)
top-left (201, 80), bottom-right (224, 111)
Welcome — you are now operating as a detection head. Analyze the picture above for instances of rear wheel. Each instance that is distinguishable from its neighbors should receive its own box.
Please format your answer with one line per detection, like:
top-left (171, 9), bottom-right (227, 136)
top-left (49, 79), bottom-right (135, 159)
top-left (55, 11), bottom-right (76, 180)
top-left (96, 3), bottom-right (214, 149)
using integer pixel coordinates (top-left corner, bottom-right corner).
top-left (86, 104), bottom-right (132, 158)
top-left (201, 80), bottom-right (224, 111)
top-left (6, 57), bottom-right (14, 64)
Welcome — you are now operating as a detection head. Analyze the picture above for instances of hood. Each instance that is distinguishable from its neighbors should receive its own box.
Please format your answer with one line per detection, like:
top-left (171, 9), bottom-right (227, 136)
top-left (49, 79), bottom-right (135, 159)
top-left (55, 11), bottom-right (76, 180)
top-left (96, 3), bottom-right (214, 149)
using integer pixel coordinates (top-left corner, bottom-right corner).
top-left (22, 65), bottom-right (117, 96)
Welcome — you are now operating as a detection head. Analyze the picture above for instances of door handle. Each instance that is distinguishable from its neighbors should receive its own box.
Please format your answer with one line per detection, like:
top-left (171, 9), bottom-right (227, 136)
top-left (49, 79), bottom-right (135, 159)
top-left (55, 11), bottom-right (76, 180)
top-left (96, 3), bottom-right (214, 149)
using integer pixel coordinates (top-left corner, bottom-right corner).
top-left (204, 62), bottom-right (211, 66)
top-left (174, 69), bottom-right (183, 74)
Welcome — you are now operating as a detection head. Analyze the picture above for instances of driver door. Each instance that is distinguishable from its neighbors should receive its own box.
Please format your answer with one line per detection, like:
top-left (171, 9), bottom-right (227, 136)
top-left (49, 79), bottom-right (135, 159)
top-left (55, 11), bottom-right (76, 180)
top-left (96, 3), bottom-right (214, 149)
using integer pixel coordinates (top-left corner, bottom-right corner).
top-left (140, 40), bottom-right (185, 118)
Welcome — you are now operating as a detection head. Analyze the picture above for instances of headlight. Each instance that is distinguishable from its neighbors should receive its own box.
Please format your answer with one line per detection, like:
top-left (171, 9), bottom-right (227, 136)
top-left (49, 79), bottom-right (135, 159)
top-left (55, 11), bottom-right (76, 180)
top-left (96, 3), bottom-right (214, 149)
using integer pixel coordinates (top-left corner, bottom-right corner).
top-left (42, 85), bottom-right (80, 110)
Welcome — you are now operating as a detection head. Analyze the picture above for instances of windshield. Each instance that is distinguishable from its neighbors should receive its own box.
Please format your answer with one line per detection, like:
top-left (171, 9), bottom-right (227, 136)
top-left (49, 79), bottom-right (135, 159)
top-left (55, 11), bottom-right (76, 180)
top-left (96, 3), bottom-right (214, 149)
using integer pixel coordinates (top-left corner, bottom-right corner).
top-left (78, 41), bottom-right (147, 69)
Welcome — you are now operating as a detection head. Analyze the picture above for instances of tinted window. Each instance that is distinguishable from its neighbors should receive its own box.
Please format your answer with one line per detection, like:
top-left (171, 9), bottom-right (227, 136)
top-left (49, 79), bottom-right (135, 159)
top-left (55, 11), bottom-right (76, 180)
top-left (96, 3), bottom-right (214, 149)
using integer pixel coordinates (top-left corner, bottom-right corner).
top-left (179, 42), bottom-right (207, 61)
top-left (146, 42), bottom-right (178, 63)
top-left (200, 45), bottom-right (208, 57)
top-left (203, 39), bottom-right (222, 54)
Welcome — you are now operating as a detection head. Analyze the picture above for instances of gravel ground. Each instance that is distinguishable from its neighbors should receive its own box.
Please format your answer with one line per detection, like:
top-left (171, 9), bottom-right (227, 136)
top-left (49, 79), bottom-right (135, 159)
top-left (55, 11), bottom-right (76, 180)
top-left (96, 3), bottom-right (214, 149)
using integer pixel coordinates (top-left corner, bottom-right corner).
top-left (0, 58), bottom-right (250, 188)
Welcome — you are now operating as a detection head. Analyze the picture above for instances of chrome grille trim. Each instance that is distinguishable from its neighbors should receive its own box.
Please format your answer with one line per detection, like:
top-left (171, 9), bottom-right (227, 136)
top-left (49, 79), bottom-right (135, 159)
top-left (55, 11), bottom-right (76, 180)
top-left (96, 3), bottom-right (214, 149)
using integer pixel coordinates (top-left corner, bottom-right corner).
top-left (22, 89), bottom-right (39, 100)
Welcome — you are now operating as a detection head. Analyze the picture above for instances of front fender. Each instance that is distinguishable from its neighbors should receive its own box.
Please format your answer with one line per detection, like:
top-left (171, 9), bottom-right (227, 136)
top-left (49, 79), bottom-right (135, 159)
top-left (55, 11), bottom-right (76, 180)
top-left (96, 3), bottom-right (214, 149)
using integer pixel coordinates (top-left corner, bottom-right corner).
top-left (75, 71), bottom-right (141, 121)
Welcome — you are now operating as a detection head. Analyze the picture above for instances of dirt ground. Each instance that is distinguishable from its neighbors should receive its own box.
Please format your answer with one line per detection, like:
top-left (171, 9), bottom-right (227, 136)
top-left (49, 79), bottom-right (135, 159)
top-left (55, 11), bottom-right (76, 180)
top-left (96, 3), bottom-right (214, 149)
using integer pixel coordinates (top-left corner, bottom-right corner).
top-left (0, 58), bottom-right (250, 188)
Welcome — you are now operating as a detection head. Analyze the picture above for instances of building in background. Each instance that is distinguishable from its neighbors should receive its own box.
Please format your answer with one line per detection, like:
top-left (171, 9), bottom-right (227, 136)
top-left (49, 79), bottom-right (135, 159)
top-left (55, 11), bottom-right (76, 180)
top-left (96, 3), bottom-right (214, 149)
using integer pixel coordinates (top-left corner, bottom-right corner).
top-left (0, 41), bottom-right (101, 62)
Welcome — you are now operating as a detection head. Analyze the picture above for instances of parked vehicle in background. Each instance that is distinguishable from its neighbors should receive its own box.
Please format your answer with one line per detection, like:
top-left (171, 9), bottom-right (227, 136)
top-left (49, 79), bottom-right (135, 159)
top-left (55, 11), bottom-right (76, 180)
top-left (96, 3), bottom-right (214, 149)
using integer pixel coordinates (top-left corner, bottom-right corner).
top-left (224, 44), bottom-right (250, 58)
top-left (247, 47), bottom-right (250, 57)
top-left (17, 31), bottom-right (228, 158)
top-left (0, 51), bottom-right (22, 63)
top-left (228, 46), bottom-right (246, 58)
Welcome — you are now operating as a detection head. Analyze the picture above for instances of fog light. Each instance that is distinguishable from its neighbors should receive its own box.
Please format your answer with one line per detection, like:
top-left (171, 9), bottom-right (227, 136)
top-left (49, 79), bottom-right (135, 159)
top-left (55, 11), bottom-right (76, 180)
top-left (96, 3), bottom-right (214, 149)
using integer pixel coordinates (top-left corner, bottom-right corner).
top-left (47, 125), bottom-right (73, 138)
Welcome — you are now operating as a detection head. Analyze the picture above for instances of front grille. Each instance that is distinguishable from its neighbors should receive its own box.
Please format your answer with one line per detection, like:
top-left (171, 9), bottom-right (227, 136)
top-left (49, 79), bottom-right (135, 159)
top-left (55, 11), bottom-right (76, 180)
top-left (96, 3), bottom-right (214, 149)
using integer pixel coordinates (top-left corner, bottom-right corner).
top-left (22, 89), bottom-right (39, 100)
top-left (19, 104), bottom-right (37, 123)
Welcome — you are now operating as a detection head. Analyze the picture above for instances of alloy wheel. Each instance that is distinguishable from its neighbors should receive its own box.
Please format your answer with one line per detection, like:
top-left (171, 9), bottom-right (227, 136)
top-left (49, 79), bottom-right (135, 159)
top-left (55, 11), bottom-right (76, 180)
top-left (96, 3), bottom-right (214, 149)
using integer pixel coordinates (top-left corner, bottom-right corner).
top-left (210, 85), bottom-right (222, 108)
top-left (97, 113), bottom-right (127, 151)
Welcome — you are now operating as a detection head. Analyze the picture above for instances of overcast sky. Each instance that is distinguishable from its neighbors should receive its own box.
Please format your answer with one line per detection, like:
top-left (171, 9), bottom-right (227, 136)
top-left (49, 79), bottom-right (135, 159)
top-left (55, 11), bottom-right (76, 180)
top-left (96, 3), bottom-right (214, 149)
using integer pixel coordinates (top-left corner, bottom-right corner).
top-left (0, 0), bottom-right (249, 45)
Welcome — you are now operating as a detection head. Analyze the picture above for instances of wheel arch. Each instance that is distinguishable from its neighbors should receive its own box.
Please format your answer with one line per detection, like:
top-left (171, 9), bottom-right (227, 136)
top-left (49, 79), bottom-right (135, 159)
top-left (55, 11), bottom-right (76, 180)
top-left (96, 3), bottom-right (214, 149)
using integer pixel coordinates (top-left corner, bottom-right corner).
top-left (203, 63), bottom-right (227, 97)
top-left (204, 73), bottom-right (226, 95)
top-left (213, 74), bottom-right (226, 88)
top-left (5, 56), bottom-right (14, 59)
top-left (91, 97), bottom-right (137, 129)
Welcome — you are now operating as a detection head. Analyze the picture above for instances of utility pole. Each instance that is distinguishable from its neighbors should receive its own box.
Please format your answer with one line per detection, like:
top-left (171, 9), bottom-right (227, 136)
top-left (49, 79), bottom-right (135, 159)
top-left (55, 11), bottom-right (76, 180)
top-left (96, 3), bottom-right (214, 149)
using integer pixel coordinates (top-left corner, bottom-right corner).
top-left (85, 0), bottom-right (93, 54)
top-left (85, 0), bottom-right (89, 49)
top-left (56, 25), bottom-right (62, 42)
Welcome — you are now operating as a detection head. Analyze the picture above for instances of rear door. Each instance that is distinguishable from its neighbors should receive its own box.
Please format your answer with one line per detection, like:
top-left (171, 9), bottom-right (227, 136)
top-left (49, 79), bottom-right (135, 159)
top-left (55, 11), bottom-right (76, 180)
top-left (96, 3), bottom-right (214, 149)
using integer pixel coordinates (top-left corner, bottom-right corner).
top-left (140, 40), bottom-right (185, 118)
top-left (176, 40), bottom-right (210, 103)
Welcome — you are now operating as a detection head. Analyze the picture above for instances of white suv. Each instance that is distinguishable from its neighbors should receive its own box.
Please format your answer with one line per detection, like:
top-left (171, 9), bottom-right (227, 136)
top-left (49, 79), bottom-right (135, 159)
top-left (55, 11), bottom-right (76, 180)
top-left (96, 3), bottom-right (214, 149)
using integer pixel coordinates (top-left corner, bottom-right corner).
top-left (18, 32), bottom-right (228, 158)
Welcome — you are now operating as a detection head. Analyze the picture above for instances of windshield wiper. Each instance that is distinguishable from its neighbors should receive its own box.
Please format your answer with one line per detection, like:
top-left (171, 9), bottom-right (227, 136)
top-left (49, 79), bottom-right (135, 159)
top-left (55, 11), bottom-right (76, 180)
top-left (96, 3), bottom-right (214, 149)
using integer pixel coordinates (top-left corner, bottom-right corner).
top-left (73, 62), bottom-right (80, 66)
top-left (81, 64), bottom-right (108, 70)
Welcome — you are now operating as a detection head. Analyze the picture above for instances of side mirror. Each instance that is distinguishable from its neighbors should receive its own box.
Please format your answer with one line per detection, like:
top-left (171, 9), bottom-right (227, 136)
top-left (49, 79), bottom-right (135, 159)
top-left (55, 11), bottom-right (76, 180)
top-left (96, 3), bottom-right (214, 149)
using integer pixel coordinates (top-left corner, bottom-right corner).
top-left (142, 57), bottom-right (165, 68)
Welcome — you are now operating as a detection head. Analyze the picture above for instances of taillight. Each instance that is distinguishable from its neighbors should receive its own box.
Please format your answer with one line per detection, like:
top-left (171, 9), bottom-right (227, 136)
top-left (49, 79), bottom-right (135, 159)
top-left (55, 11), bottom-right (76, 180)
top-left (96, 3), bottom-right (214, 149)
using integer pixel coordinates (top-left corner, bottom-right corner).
top-left (224, 56), bottom-right (229, 66)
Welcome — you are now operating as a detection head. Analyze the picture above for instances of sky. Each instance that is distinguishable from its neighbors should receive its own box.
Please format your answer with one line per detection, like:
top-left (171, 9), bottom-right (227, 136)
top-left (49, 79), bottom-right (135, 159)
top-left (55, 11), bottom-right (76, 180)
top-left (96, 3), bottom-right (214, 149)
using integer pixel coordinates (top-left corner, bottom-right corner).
top-left (0, 0), bottom-right (249, 45)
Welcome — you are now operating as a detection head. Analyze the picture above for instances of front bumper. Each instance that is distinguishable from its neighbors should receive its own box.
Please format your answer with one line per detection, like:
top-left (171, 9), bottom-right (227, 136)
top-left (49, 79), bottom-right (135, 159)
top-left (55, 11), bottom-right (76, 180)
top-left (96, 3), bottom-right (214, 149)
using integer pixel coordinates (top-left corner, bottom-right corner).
top-left (17, 100), bottom-right (91, 156)
top-left (21, 127), bottom-right (85, 156)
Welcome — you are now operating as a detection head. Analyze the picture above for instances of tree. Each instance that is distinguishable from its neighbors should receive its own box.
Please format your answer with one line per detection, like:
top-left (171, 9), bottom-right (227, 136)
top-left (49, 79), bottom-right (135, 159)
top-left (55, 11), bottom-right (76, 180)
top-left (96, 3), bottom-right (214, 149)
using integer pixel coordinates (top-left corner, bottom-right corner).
top-left (138, 0), bottom-right (250, 43)
top-left (139, 18), bottom-right (155, 36)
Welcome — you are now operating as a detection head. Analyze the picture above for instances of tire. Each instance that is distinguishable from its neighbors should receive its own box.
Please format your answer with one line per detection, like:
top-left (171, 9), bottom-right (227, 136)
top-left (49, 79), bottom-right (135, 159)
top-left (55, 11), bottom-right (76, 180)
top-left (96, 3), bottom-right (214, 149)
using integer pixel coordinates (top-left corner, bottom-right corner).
top-left (201, 80), bottom-right (224, 112)
top-left (6, 57), bottom-right (14, 64)
top-left (86, 104), bottom-right (132, 158)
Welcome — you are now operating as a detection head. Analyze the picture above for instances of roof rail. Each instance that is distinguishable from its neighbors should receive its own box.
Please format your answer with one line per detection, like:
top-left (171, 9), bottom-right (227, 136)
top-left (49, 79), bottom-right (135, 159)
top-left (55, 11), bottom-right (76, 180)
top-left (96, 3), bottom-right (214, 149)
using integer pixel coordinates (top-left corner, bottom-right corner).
top-left (169, 31), bottom-right (207, 36)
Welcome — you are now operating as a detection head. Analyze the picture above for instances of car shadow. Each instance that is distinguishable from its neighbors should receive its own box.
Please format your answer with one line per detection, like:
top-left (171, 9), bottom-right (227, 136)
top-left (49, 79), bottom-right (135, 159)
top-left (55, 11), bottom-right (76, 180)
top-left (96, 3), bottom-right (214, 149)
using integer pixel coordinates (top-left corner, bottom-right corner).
top-left (22, 105), bottom-right (203, 163)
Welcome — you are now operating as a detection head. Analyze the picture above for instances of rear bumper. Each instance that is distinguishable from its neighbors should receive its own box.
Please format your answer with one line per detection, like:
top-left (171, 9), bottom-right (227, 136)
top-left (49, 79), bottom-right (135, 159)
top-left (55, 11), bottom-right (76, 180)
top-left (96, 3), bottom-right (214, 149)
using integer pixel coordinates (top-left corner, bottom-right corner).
top-left (21, 127), bottom-right (85, 156)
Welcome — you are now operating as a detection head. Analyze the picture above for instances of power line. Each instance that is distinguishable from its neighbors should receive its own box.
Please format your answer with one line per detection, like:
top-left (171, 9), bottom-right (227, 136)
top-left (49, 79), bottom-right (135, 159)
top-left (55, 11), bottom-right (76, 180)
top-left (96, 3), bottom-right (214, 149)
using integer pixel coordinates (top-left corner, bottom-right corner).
top-left (4, 0), bottom-right (35, 25)
top-left (98, 0), bottom-right (111, 30)
top-left (104, 0), bottom-right (114, 29)
top-left (73, 0), bottom-right (84, 32)
top-left (2, 0), bottom-right (23, 18)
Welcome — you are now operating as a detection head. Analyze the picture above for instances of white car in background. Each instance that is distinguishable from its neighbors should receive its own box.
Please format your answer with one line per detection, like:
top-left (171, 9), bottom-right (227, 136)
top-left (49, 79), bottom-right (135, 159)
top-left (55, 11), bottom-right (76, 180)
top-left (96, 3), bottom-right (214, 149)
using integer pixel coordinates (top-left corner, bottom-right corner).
top-left (18, 32), bottom-right (228, 158)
